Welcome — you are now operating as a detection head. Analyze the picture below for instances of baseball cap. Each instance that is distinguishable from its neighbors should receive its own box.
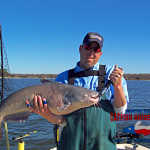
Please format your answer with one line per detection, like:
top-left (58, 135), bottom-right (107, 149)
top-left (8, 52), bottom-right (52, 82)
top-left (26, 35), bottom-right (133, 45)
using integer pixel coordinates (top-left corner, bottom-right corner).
top-left (83, 32), bottom-right (103, 49)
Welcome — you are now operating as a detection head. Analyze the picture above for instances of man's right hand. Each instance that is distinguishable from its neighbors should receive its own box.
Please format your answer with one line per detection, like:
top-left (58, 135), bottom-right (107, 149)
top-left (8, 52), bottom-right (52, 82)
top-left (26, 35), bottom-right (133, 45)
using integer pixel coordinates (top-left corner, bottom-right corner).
top-left (26, 95), bottom-right (66, 125)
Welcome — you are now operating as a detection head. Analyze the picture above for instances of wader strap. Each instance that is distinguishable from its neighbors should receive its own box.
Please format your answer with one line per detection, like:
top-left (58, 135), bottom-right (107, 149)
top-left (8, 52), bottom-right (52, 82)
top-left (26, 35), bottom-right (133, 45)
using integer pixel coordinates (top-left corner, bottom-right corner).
top-left (68, 65), bottom-right (106, 92)
top-left (98, 65), bottom-right (106, 92)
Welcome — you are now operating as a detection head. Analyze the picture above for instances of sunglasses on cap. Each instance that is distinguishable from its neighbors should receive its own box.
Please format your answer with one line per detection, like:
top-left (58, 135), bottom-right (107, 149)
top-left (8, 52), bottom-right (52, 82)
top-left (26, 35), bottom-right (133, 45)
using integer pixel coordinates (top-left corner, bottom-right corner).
top-left (83, 45), bottom-right (101, 53)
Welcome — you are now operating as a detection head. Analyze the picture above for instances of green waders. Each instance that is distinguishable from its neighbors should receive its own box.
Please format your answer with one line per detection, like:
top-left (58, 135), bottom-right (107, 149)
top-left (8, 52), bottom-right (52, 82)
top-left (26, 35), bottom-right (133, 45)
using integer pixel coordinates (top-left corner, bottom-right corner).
top-left (57, 94), bottom-right (116, 150)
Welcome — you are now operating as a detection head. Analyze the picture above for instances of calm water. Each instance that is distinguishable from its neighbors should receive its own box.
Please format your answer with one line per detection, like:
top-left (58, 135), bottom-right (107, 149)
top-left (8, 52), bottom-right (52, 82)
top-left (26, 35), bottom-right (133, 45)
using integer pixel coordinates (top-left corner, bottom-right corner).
top-left (0, 79), bottom-right (150, 150)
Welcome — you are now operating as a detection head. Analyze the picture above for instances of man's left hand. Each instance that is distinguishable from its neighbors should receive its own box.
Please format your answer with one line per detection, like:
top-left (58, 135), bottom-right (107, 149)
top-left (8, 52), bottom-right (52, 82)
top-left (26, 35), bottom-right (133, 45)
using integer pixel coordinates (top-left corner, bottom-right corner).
top-left (109, 65), bottom-right (123, 86)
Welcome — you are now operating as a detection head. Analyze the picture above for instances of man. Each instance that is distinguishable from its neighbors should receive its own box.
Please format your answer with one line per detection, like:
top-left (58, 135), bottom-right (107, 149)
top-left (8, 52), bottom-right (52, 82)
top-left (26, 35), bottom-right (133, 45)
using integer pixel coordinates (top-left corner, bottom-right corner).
top-left (26, 32), bottom-right (129, 150)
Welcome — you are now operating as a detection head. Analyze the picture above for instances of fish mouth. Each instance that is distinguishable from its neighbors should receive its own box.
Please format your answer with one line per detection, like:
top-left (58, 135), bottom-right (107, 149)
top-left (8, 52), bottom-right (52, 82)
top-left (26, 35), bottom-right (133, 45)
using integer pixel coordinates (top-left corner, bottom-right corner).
top-left (89, 96), bottom-right (99, 103)
top-left (82, 93), bottom-right (99, 103)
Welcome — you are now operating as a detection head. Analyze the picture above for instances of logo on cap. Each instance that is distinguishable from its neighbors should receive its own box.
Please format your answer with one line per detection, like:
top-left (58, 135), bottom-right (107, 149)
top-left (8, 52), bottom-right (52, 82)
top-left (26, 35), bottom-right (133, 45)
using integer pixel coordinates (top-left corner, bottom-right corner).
top-left (90, 34), bottom-right (102, 41)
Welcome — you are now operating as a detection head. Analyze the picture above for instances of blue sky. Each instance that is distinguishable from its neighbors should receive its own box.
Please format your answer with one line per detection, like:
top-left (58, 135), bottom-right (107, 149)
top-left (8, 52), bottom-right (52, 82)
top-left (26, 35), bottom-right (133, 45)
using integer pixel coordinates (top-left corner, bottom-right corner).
top-left (0, 0), bottom-right (149, 74)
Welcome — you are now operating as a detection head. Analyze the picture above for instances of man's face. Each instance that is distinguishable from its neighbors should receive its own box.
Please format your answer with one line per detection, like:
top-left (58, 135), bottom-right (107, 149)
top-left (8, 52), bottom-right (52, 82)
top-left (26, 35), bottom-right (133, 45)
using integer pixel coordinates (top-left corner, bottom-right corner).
top-left (79, 41), bottom-right (102, 70)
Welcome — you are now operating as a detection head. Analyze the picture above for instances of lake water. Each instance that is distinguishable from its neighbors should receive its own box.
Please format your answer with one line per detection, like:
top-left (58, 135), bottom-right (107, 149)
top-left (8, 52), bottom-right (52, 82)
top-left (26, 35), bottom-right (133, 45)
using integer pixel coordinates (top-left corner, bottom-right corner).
top-left (0, 79), bottom-right (150, 150)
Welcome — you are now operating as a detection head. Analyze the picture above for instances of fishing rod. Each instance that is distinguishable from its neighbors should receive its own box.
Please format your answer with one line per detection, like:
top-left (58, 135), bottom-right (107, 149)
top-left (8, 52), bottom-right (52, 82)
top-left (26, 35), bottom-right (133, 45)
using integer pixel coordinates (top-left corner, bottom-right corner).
top-left (97, 80), bottom-right (113, 98)
top-left (97, 67), bottom-right (123, 98)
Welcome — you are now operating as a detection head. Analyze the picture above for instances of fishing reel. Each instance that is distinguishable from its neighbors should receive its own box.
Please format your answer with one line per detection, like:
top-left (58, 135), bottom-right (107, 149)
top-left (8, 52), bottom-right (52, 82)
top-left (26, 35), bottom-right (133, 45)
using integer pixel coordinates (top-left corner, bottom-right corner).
top-left (12, 131), bottom-right (37, 150)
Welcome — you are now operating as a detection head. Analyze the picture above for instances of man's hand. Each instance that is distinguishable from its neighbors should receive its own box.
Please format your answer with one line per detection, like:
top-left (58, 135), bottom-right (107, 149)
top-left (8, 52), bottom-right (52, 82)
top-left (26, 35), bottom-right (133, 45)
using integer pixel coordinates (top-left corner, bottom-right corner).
top-left (109, 65), bottom-right (123, 86)
top-left (26, 95), bottom-right (65, 125)
top-left (26, 95), bottom-right (51, 119)
top-left (109, 65), bottom-right (127, 109)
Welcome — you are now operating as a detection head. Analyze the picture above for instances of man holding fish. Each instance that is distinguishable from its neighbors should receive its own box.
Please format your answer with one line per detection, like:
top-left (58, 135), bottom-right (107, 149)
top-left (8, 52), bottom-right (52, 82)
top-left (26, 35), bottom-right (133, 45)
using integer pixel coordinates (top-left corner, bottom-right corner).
top-left (27, 32), bottom-right (129, 150)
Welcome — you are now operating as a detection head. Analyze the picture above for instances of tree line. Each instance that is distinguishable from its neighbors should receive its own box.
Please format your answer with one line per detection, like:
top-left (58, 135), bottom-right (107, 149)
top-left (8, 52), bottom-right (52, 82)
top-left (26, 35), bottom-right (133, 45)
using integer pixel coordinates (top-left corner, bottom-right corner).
top-left (0, 69), bottom-right (150, 80)
top-left (4, 73), bottom-right (150, 80)
top-left (10, 74), bottom-right (58, 79)
top-left (123, 73), bottom-right (150, 80)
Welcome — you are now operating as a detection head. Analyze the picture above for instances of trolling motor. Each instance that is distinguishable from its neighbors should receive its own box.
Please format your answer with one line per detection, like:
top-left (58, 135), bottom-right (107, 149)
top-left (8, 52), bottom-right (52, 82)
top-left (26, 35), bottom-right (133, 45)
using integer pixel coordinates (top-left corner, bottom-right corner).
top-left (12, 131), bottom-right (37, 150)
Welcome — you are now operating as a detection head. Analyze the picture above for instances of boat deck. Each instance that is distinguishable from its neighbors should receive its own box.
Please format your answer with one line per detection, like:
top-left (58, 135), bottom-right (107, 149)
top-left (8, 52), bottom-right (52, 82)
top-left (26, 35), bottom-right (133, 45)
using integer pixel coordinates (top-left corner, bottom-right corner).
top-left (116, 144), bottom-right (150, 150)
top-left (49, 144), bottom-right (150, 150)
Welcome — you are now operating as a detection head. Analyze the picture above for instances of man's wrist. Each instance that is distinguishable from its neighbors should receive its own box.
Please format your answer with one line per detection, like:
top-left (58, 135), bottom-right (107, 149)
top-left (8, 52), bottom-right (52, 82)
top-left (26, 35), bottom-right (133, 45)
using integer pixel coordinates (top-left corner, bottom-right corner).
top-left (113, 82), bottom-right (122, 87)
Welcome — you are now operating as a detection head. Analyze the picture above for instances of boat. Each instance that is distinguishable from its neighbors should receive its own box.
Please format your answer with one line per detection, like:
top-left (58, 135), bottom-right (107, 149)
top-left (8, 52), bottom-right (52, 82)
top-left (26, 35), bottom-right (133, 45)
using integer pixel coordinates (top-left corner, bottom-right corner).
top-left (116, 143), bottom-right (150, 150)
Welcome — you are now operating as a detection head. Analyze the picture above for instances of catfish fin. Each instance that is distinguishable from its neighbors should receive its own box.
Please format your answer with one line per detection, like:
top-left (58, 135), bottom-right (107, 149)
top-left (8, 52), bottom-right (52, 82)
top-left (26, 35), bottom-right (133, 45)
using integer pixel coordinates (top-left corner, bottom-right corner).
top-left (40, 78), bottom-right (51, 83)
top-left (3, 112), bottom-right (31, 123)
top-left (57, 104), bottom-right (71, 111)
top-left (57, 96), bottom-right (71, 111)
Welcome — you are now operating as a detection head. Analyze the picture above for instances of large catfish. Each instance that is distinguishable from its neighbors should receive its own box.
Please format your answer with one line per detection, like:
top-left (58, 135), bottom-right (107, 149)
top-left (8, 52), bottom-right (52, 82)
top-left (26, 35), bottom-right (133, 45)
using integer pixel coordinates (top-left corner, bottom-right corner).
top-left (0, 80), bottom-right (99, 140)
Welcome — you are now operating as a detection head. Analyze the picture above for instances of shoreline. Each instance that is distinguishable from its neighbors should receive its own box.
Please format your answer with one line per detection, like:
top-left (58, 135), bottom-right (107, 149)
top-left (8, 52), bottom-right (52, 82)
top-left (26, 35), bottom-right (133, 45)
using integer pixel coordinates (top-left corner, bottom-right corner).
top-left (1, 73), bottom-right (150, 80)
top-left (2, 77), bottom-right (150, 81)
